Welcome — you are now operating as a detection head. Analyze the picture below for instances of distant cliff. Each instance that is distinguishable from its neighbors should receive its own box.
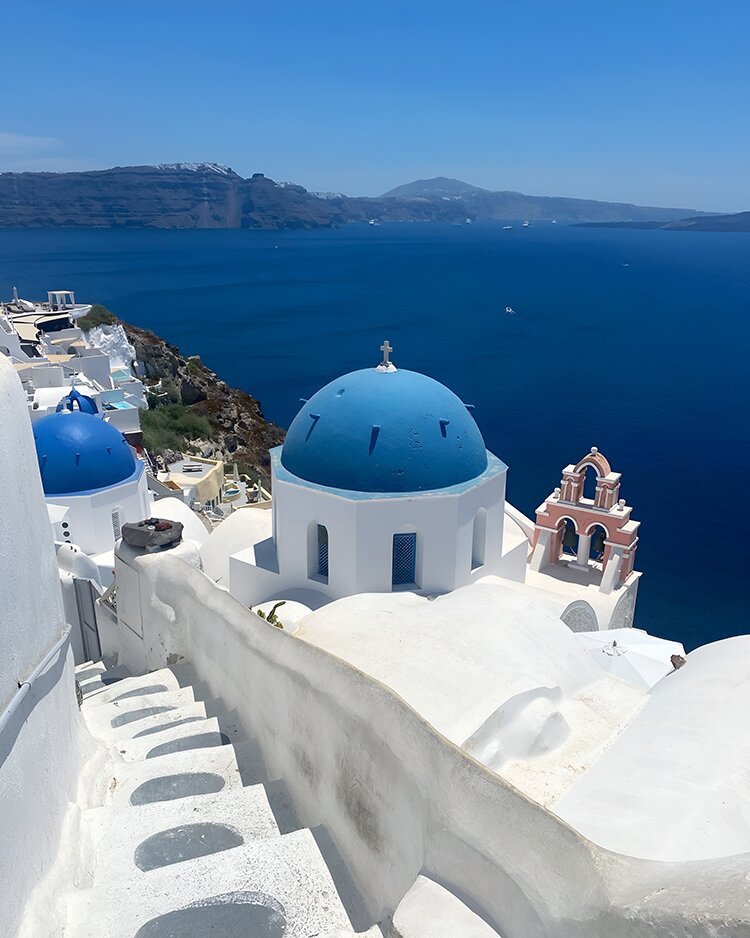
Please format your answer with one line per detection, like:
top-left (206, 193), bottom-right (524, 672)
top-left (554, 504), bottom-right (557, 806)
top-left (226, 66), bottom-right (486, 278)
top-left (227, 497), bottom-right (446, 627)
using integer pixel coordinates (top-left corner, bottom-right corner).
top-left (0, 164), bottom-right (708, 228)
top-left (575, 211), bottom-right (750, 232)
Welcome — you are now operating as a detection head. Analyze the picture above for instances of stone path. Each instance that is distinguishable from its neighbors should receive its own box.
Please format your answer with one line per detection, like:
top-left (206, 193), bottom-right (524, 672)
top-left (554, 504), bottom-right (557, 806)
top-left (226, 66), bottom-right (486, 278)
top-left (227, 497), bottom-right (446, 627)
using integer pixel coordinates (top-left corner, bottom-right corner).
top-left (59, 660), bottom-right (378, 938)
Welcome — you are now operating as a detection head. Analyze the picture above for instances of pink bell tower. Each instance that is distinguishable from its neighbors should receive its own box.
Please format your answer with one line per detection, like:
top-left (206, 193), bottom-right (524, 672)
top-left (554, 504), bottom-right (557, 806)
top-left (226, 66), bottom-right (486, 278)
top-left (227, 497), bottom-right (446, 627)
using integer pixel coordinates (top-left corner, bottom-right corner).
top-left (529, 447), bottom-right (640, 595)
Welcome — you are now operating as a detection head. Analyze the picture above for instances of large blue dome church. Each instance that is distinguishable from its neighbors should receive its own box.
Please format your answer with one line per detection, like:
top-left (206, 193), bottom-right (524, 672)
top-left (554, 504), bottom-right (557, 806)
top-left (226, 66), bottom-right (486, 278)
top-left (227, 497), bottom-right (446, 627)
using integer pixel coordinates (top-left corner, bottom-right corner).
top-left (230, 342), bottom-right (509, 607)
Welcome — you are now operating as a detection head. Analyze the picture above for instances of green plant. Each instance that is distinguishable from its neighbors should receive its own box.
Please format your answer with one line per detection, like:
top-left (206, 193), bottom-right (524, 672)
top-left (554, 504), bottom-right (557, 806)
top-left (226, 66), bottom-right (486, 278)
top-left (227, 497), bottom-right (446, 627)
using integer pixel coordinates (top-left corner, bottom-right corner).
top-left (140, 403), bottom-right (212, 454)
top-left (77, 304), bottom-right (116, 330)
top-left (146, 379), bottom-right (181, 408)
top-left (254, 600), bottom-right (286, 628)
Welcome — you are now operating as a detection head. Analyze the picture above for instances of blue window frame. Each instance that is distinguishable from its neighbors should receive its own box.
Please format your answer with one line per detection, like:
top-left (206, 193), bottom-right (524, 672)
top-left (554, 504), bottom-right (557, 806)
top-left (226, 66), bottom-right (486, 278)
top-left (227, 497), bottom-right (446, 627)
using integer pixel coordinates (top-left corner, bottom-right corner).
top-left (392, 532), bottom-right (417, 586)
top-left (317, 524), bottom-right (329, 578)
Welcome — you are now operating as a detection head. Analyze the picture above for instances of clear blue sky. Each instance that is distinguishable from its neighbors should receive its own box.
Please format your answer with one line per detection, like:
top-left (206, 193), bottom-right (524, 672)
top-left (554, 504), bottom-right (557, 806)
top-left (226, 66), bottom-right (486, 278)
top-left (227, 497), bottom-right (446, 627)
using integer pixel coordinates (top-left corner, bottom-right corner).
top-left (2, 1), bottom-right (748, 210)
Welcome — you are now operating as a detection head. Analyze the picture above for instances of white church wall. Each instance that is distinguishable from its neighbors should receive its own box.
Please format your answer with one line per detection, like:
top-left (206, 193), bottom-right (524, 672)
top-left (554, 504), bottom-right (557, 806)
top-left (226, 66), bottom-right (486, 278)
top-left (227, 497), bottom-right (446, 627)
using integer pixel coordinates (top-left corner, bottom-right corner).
top-left (49, 469), bottom-right (151, 557)
top-left (0, 357), bottom-right (87, 938)
top-left (113, 548), bottom-right (746, 938)
top-left (257, 464), bottom-right (507, 603)
top-left (273, 476), bottom-right (358, 597)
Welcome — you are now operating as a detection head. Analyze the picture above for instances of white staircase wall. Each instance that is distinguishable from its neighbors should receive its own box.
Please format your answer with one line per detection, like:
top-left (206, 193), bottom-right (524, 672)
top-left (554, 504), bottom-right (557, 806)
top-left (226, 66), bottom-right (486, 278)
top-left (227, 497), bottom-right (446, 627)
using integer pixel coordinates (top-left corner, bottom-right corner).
top-left (0, 357), bottom-right (89, 938)
top-left (111, 545), bottom-right (748, 938)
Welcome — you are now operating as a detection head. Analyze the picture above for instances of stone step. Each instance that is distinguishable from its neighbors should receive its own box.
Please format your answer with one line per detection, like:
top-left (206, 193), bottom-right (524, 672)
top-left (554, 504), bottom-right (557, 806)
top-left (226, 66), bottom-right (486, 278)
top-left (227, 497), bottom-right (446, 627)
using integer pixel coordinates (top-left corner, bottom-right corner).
top-left (79, 666), bottom-right (137, 697)
top-left (74, 660), bottom-right (106, 680)
top-left (99, 745), bottom-right (245, 808)
top-left (62, 828), bottom-right (356, 938)
top-left (104, 701), bottom-right (209, 742)
top-left (113, 716), bottom-right (229, 763)
top-left (80, 783), bottom-right (281, 887)
top-left (78, 664), bottom-right (132, 699)
top-left (82, 668), bottom-right (182, 709)
top-left (83, 687), bottom-right (196, 737)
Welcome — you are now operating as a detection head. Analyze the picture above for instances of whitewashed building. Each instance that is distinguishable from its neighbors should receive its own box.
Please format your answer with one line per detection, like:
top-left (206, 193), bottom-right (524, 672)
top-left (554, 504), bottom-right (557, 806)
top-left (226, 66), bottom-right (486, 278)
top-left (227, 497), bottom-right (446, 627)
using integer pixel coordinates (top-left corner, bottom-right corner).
top-left (0, 348), bottom-right (748, 938)
top-left (229, 343), bottom-right (526, 608)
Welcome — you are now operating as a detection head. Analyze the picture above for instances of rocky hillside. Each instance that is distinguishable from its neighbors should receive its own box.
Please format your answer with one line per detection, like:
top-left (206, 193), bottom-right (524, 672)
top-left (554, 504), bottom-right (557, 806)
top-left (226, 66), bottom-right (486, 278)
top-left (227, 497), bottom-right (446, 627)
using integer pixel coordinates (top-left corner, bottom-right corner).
top-left (0, 163), bottom-right (707, 228)
top-left (108, 315), bottom-right (285, 485)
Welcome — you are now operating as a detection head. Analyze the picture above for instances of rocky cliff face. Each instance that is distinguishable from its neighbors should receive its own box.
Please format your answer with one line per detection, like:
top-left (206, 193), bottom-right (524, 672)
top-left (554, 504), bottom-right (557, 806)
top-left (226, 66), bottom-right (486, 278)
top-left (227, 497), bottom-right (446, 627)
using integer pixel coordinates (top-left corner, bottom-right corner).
top-left (0, 163), bottom-right (245, 228)
top-left (0, 163), bottom-right (705, 228)
top-left (122, 320), bottom-right (285, 485)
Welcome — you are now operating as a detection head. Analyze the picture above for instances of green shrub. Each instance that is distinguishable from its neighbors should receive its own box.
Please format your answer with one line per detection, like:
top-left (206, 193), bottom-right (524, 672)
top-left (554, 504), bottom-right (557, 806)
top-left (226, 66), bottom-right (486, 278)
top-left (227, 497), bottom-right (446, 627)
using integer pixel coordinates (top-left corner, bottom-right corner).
top-left (140, 403), bottom-right (212, 454)
top-left (146, 379), bottom-right (180, 408)
top-left (77, 304), bottom-right (116, 330)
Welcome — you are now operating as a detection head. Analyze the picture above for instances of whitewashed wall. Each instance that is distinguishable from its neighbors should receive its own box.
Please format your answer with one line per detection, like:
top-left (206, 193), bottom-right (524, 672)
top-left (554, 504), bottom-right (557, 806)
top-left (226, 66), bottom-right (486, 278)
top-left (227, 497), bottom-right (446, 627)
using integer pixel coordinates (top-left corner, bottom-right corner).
top-left (115, 548), bottom-right (747, 938)
top-left (0, 357), bottom-right (87, 938)
top-left (46, 470), bottom-right (151, 557)
top-left (230, 467), bottom-right (507, 606)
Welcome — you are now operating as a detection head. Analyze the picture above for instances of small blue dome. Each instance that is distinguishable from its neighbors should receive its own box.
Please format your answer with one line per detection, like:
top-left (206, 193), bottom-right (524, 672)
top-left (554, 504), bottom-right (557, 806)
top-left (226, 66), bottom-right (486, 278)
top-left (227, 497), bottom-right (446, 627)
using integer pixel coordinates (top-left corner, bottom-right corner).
top-left (34, 411), bottom-right (139, 496)
top-left (281, 368), bottom-right (488, 493)
top-left (56, 387), bottom-right (99, 415)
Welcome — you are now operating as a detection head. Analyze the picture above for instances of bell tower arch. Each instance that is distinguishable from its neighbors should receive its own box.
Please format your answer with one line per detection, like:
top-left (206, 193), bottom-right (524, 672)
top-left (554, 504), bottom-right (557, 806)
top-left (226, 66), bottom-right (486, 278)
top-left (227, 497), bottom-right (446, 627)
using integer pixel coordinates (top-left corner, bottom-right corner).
top-left (530, 447), bottom-right (640, 594)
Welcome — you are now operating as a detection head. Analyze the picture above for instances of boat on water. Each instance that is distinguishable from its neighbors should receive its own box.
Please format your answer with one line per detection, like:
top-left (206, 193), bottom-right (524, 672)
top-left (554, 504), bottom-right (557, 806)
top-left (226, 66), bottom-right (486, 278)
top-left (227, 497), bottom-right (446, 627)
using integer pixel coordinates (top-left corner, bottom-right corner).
top-left (368, 218), bottom-right (382, 226)
top-left (522, 220), bottom-right (530, 228)
top-left (505, 306), bottom-right (515, 315)
top-left (502, 225), bottom-right (512, 230)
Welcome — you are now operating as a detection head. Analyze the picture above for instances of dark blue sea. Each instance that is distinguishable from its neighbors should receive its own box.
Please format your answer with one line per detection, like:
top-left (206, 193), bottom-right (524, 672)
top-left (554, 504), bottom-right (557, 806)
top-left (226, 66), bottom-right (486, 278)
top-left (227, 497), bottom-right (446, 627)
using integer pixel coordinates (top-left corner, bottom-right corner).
top-left (2, 223), bottom-right (748, 651)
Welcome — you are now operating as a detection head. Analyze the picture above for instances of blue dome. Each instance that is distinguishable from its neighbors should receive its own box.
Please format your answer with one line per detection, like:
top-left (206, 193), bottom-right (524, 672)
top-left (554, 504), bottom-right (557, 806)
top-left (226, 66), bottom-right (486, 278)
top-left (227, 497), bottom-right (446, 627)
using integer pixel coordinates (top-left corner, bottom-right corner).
top-left (281, 368), bottom-right (488, 493)
top-left (34, 411), bottom-right (139, 496)
top-left (55, 387), bottom-right (99, 415)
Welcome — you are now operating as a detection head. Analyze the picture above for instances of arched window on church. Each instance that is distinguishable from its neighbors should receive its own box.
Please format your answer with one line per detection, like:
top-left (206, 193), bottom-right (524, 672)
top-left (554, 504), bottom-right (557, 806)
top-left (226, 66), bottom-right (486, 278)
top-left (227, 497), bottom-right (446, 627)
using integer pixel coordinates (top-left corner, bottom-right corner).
top-left (316, 524), bottom-right (329, 580)
top-left (471, 508), bottom-right (487, 570)
top-left (308, 522), bottom-right (329, 583)
top-left (392, 532), bottom-right (418, 588)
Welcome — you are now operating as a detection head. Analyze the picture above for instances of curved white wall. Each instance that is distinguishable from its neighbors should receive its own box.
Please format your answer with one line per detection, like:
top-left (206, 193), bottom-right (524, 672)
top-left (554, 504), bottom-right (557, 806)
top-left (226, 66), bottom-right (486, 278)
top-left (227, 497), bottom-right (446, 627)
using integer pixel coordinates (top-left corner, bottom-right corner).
top-left (0, 357), bottom-right (86, 937)
top-left (555, 635), bottom-right (750, 861)
top-left (113, 547), bottom-right (748, 937)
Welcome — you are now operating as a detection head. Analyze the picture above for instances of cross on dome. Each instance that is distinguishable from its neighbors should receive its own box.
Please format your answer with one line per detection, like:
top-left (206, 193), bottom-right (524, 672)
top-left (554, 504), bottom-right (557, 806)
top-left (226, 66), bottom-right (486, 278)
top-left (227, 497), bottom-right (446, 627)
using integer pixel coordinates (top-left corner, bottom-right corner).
top-left (376, 339), bottom-right (397, 373)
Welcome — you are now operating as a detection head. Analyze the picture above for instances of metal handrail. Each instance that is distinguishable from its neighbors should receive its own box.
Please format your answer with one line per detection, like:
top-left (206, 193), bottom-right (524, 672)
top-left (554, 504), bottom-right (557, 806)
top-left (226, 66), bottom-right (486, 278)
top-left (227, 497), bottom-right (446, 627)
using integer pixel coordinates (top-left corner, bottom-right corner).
top-left (0, 624), bottom-right (72, 738)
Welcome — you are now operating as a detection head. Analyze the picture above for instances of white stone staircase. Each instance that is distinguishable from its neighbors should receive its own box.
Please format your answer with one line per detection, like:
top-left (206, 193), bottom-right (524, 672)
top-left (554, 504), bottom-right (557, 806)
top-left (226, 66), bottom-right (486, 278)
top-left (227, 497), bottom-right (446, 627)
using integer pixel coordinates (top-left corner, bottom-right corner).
top-left (61, 660), bottom-right (377, 938)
